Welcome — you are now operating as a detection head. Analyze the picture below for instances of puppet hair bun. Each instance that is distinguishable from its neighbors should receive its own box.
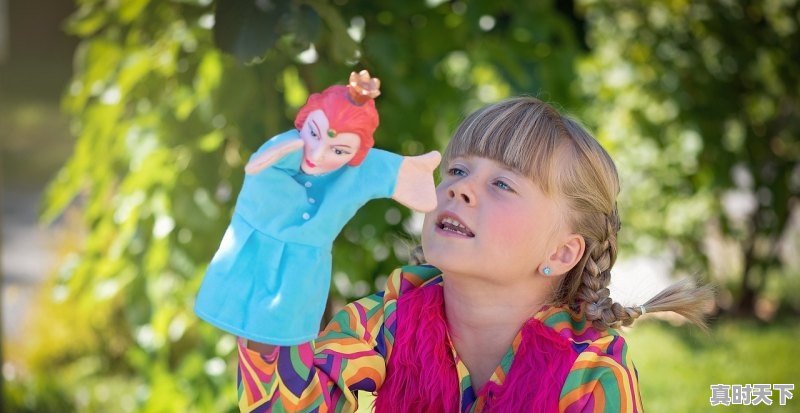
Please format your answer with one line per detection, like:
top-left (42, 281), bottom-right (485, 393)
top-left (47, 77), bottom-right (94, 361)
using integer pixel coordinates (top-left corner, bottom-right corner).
top-left (347, 70), bottom-right (381, 106)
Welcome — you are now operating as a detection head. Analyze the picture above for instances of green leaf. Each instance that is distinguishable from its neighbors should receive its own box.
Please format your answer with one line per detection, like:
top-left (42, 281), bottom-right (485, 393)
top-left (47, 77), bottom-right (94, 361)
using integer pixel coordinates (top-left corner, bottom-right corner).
top-left (289, 4), bottom-right (321, 50)
top-left (118, 50), bottom-right (153, 95)
top-left (194, 51), bottom-right (223, 99)
top-left (305, 0), bottom-right (358, 63)
top-left (197, 130), bottom-right (225, 152)
top-left (118, 0), bottom-right (152, 23)
top-left (65, 4), bottom-right (108, 36)
top-left (213, 0), bottom-right (291, 64)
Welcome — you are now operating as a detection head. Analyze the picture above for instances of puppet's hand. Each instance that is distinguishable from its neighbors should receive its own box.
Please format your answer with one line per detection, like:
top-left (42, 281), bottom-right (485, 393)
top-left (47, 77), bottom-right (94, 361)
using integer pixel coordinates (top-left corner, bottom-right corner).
top-left (244, 138), bottom-right (304, 175)
top-left (392, 151), bottom-right (441, 212)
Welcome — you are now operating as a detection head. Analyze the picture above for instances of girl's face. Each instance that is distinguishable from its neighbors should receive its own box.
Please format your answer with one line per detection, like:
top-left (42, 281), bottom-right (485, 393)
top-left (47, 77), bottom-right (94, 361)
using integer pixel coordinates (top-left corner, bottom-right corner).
top-left (421, 156), bottom-right (563, 283)
top-left (299, 109), bottom-right (361, 175)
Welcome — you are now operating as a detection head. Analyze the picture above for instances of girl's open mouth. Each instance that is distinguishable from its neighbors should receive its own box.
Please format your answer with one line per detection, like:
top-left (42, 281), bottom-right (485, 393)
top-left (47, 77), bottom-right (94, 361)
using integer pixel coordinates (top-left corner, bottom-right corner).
top-left (435, 213), bottom-right (475, 238)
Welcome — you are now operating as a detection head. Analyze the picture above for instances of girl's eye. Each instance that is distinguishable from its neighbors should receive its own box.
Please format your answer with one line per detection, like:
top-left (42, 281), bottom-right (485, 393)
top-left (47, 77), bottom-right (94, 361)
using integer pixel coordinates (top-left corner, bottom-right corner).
top-left (310, 128), bottom-right (317, 138)
top-left (448, 167), bottom-right (467, 177)
top-left (334, 148), bottom-right (344, 155)
top-left (494, 179), bottom-right (515, 192)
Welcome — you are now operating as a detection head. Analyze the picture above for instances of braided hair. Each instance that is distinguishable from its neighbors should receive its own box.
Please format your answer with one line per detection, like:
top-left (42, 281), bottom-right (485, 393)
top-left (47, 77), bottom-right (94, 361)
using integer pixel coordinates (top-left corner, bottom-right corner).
top-left (551, 116), bottom-right (713, 331)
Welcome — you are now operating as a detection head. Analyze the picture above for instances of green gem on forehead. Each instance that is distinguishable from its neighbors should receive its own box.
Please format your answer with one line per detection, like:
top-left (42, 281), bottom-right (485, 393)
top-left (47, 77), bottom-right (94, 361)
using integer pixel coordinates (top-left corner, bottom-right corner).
top-left (327, 129), bottom-right (336, 138)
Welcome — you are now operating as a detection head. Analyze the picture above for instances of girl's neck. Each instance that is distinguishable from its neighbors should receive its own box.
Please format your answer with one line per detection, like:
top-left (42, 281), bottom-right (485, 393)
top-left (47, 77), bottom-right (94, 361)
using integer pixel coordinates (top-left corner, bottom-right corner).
top-left (441, 271), bottom-right (557, 391)
top-left (442, 271), bottom-right (554, 335)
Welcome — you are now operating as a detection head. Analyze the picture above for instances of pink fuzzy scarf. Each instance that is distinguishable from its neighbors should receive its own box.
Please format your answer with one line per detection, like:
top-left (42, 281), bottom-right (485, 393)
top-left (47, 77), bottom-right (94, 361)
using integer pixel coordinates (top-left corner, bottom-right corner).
top-left (375, 283), bottom-right (577, 412)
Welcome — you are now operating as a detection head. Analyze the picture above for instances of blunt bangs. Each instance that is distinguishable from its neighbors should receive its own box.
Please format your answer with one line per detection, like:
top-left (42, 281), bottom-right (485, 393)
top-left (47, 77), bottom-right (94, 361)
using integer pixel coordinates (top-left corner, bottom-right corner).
top-left (441, 98), bottom-right (569, 195)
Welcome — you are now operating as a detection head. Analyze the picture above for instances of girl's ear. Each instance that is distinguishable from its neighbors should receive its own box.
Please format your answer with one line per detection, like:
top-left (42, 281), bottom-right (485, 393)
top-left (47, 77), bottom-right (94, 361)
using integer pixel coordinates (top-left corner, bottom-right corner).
top-left (546, 234), bottom-right (585, 276)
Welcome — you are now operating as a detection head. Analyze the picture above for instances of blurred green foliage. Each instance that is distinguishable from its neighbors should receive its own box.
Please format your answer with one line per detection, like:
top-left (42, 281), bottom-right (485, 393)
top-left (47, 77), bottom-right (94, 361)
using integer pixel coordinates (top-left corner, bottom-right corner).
top-left (5, 0), bottom-right (799, 412)
top-left (577, 0), bottom-right (800, 314)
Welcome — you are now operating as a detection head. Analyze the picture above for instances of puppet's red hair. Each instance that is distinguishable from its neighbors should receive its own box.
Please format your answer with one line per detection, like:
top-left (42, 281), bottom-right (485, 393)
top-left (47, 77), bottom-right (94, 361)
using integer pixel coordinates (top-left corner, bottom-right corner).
top-left (294, 85), bottom-right (379, 166)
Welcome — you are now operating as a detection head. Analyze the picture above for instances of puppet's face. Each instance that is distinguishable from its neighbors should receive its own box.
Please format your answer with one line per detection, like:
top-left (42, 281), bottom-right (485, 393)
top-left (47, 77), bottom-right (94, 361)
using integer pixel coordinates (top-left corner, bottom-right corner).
top-left (299, 109), bottom-right (361, 175)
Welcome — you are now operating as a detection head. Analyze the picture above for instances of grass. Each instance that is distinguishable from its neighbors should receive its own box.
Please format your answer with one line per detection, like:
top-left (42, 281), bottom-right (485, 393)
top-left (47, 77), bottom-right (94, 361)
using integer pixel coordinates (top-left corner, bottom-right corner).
top-left (627, 318), bottom-right (797, 412)
top-left (354, 318), bottom-right (798, 412)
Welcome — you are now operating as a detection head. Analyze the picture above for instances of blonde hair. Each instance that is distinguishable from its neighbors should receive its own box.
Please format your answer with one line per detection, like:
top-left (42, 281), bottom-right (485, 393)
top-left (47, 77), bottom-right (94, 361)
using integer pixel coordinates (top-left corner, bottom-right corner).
top-left (437, 97), bottom-right (714, 331)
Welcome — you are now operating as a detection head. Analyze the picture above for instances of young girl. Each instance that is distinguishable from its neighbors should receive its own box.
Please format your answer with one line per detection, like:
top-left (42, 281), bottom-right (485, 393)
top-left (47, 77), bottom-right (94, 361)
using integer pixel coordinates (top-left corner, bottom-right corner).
top-left (236, 97), bottom-right (713, 412)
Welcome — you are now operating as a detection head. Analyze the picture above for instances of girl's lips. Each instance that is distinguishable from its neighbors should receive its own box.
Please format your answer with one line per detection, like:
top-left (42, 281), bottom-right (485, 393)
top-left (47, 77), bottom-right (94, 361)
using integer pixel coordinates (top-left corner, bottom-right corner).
top-left (434, 224), bottom-right (475, 239)
top-left (305, 158), bottom-right (316, 168)
top-left (434, 211), bottom-right (476, 238)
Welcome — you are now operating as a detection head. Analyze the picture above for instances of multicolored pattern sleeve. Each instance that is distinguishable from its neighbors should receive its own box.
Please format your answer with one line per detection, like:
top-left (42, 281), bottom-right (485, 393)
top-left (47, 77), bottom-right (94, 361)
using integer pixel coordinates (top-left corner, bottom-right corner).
top-left (558, 335), bottom-right (644, 413)
top-left (237, 293), bottom-right (388, 413)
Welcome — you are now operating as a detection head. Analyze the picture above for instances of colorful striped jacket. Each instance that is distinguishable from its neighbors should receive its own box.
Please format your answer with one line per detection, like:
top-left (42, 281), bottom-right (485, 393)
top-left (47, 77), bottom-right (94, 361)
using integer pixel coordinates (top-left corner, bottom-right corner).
top-left (237, 265), bottom-right (644, 412)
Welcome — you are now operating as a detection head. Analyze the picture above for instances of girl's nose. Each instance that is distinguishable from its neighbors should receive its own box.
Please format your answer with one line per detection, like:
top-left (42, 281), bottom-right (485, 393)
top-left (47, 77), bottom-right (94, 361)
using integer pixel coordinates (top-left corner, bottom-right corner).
top-left (448, 182), bottom-right (475, 205)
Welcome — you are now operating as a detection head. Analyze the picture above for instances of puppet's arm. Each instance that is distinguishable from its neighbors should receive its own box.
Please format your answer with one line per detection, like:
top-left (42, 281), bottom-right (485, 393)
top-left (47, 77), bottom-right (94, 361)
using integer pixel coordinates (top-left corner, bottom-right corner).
top-left (391, 151), bottom-right (441, 212)
top-left (244, 138), bottom-right (304, 175)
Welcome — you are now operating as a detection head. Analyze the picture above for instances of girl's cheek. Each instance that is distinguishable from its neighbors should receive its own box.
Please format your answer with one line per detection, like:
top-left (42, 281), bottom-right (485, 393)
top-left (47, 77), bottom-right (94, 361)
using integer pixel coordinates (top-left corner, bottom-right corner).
top-left (489, 204), bottom-right (526, 239)
top-left (435, 184), bottom-right (449, 200)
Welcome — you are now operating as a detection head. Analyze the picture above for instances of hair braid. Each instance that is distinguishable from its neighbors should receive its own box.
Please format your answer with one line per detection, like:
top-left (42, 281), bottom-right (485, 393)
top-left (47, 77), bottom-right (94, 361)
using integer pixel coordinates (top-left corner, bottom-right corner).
top-left (575, 210), bottom-right (640, 330)
top-left (573, 208), bottom-right (714, 331)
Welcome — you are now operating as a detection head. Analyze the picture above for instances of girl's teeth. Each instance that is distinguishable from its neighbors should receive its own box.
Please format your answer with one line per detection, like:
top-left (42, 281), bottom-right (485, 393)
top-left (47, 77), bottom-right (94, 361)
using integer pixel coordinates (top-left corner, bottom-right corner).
top-left (445, 227), bottom-right (466, 235)
top-left (443, 217), bottom-right (465, 229)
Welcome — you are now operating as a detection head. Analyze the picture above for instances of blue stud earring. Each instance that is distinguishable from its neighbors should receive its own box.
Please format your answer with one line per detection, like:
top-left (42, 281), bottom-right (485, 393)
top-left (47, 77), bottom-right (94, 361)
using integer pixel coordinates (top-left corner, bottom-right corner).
top-left (543, 266), bottom-right (552, 276)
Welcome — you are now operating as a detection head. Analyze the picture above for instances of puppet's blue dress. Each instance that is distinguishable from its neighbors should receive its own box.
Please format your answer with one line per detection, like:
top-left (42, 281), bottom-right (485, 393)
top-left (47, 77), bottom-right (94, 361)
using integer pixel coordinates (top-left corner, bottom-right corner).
top-left (195, 130), bottom-right (402, 344)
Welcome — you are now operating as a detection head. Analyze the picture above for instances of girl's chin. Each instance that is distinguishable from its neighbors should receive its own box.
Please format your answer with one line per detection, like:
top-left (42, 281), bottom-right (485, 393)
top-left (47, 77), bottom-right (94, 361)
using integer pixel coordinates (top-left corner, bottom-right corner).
top-left (422, 248), bottom-right (473, 272)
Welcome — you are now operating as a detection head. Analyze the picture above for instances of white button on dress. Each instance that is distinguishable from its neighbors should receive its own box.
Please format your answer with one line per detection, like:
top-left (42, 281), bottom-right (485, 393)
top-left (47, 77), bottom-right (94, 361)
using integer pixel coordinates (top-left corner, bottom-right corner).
top-left (308, 198), bottom-right (316, 204)
top-left (302, 212), bottom-right (310, 220)
top-left (304, 182), bottom-right (312, 188)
